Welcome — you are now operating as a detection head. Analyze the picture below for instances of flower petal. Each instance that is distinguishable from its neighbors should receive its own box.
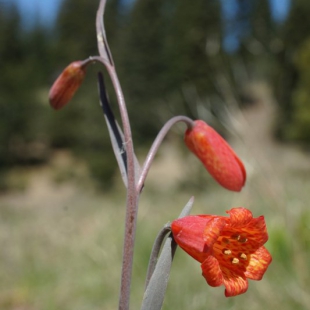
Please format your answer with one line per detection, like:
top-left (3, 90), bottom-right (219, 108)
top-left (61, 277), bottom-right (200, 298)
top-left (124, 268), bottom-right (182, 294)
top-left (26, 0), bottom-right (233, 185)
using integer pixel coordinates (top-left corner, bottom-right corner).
top-left (227, 208), bottom-right (253, 227)
top-left (222, 269), bottom-right (248, 297)
top-left (171, 215), bottom-right (214, 263)
top-left (244, 216), bottom-right (269, 246)
top-left (203, 217), bottom-right (226, 252)
top-left (227, 208), bottom-right (269, 246)
top-left (245, 246), bottom-right (272, 280)
top-left (201, 255), bottom-right (223, 287)
top-left (232, 153), bottom-right (246, 188)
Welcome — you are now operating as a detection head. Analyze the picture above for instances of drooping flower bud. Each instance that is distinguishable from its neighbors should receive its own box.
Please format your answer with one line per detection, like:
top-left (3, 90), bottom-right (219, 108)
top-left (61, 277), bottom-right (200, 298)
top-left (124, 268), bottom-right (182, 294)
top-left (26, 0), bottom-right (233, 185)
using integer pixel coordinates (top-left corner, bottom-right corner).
top-left (184, 120), bottom-right (246, 191)
top-left (49, 61), bottom-right (86, 110)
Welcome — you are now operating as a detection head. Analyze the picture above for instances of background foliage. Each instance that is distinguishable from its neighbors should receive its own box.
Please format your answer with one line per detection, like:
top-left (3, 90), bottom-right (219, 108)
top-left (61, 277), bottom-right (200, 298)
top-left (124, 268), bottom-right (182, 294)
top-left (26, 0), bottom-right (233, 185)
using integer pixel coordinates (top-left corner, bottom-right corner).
top-left (1, 0), bottom-right (310, 186)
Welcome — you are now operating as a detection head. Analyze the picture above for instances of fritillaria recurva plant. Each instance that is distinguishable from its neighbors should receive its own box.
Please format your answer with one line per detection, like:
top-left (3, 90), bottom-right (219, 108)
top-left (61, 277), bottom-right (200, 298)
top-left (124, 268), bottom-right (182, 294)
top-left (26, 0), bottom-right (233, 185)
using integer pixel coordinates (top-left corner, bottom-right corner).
top-left (49, 1), bottom-right (272, 309)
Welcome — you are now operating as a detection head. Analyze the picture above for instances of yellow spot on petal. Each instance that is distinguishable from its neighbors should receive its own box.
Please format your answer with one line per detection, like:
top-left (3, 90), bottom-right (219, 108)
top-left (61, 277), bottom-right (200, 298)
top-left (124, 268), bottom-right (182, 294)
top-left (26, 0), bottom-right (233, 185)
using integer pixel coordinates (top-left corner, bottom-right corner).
top-left (223, 249), bottom-right (232, 255)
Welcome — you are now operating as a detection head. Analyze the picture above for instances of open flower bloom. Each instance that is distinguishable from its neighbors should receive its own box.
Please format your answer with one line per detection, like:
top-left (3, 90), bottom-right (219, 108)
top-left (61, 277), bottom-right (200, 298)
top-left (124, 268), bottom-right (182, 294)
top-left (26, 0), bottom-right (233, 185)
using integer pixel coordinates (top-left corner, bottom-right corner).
top-left (184, 120), bottom-right (246, 191)
top-left (171, 207), bottom-right (272, 297)
top-left (49, 61), bottom-right (86, 110)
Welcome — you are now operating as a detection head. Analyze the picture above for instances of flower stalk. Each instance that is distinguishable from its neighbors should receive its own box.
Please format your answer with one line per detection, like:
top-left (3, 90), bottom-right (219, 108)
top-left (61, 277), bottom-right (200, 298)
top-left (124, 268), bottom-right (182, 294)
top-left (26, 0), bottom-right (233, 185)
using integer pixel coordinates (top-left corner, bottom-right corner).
top-left (137, 115), bottom-right (194, 193)
top-left (96, 3), bottom-right (137, 309)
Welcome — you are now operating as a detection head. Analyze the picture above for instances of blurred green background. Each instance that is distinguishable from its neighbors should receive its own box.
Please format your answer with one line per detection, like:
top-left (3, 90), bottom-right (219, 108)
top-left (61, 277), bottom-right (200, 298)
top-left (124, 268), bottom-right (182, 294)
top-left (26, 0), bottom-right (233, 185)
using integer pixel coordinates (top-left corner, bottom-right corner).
top-left (1, 0), bottom-right (310, 309)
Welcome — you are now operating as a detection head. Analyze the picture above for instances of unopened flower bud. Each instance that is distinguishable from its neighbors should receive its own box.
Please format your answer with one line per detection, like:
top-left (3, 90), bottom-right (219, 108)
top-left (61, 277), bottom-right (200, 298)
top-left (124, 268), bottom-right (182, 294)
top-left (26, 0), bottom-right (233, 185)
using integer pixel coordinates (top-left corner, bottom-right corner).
top-left (49, 61), bottom-right (86, 110)
top-left (184, 120), bottom-right (246, 191)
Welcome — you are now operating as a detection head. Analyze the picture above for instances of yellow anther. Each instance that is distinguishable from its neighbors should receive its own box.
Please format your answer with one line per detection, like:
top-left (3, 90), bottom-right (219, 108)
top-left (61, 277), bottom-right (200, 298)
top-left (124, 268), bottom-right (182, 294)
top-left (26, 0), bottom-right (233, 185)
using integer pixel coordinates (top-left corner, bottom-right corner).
top-left (223, 249), bottom-right (232, 255)
top-left (239, 253), bottom-right (247, 260)
top-left (231, 258), bottom-right (239, 264)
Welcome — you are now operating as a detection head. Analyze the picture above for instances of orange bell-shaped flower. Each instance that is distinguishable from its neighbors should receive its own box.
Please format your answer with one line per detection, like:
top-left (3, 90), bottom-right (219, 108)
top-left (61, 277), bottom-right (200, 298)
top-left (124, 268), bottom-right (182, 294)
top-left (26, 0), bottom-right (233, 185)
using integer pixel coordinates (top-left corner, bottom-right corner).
top-left (184, 120), bottom-right (246, 191)
top-left (49, 61), bottom-right (86, 110)
top-left (171, 207), bottom-right (272, 297)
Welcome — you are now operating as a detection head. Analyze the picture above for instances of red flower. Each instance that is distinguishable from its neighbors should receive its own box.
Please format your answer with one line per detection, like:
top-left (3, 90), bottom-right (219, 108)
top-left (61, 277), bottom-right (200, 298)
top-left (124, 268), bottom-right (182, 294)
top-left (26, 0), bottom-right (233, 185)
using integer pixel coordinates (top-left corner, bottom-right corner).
top-left (49, 61), bottom-right (87, 110)
top-left (171, 208), bottom-right (272, 297)
top-left (184, 120), bottom-right (246, 191)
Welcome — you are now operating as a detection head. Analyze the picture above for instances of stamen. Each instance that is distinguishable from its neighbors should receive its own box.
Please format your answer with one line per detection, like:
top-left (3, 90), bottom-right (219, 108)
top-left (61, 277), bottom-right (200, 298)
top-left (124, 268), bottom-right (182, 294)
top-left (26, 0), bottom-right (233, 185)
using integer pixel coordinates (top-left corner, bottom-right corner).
top-left (231, 258), bottom-right (239, 264)
top-left (231, 234), bottom-right (240, 241)
top-left (239, 253), bottom-right (247, 260)
top-left (223, 249), bottom-right (232, 255)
